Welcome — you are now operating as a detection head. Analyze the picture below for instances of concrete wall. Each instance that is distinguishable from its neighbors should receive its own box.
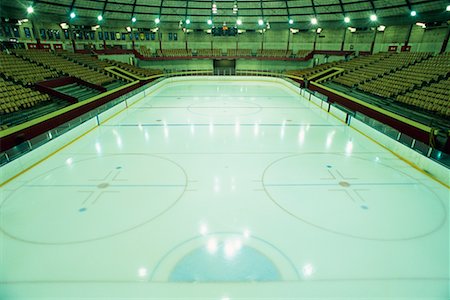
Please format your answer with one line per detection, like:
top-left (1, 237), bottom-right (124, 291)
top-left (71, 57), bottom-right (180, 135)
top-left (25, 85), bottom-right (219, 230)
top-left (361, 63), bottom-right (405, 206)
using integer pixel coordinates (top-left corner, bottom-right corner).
top-left (236, 59), bottom-right (312, 71)
top-left (344, 30), bottom-right (374, 52)
top-left (2, 20), bottom-right (449, 54)
top-left (98, 54), bottom-right (134, 64)
top-left (409, 26), bottom-right (448, 52)
top-left (139, 59), bottom-right (213, 71)
top-left (373, 25), bottom-right (409, 53)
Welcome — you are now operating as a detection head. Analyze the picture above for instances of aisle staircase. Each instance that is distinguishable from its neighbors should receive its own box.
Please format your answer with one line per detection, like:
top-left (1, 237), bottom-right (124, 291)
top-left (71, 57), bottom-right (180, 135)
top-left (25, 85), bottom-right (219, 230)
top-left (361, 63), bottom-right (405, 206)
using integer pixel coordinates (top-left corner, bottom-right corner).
top-left (54, 83), bottom-right (101, 101)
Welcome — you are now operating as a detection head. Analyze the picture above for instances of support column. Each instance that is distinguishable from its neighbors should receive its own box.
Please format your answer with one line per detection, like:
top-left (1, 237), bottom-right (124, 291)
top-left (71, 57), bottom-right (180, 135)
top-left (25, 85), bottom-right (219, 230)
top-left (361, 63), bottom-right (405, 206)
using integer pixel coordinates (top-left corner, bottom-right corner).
top-left (31, 20), bottom-right (42, 49)
top-left (402, 24), bottom-right (413, 51)
top-left (69, 24), bottom-right (76, 52)
top-left (131, 27), bottom-right (136, 50)
top-left (341, 28), bottom-right (347, 51)
top-left (440, 25), bottom-right (450, 53)
top-left (261, 31), bottom-right (264, 51)
top-left (370, 30), bottom-right (377, 54)
top-left (210, 31), bottom-right (213, 50)
top-left (313, 31), bottom-right (317, 51)
top-left (100, 28), bottom-right (106, 50)
top-left (405, 24), bottom-right (413, 47)
top-left (286, 29), bottom-right (291, 52)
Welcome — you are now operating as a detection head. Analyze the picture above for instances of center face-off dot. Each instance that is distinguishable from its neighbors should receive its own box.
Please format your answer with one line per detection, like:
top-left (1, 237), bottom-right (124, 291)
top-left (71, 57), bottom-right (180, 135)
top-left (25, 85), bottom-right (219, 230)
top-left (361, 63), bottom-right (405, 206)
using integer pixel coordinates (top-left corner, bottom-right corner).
top-left (263, 153), bottom-right (446, 240)
top-left (338, 181), bottom-right (350, 187)
top-left (97, 182), bottom-right (110, 189)
top-left (0, 154), bottom-right (187, 244)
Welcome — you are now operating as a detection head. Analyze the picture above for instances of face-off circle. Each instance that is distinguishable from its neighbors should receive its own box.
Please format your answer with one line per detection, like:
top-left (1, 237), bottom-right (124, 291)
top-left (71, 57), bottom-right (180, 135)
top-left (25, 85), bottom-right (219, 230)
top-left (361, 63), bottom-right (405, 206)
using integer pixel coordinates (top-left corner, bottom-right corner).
top-left (151, 232), bottom-right (299, 282)
top-left (0, 154), bottom-right (187, 244)
top-left (262, 153), bottom-right (446, 240)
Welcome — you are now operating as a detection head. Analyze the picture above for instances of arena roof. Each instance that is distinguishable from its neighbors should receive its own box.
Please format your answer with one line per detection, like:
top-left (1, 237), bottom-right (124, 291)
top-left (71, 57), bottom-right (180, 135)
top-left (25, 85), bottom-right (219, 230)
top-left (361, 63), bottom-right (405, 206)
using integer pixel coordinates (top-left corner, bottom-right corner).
top-left (2, 0), bottom-right (449, 28)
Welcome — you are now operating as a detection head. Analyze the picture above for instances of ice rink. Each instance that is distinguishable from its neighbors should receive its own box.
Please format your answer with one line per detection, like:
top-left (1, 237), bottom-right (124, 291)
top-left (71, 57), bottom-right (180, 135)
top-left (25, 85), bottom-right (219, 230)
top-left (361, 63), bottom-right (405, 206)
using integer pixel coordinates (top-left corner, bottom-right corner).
top-left (0, 77), bottom-right (449, 299)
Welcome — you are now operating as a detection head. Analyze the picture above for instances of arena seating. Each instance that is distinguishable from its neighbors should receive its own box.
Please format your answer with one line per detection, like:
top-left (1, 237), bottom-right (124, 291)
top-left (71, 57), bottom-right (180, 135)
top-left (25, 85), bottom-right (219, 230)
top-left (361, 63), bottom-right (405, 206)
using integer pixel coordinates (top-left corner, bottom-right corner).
top-left (288, 51), bottom-right (449, 119)
top-left (333, 52), bottom-right (431, 87)
top-left (138, 46), bottom-right (152, 57)
top-left (196, 49), bottom-right (222, 56)
top-left (257, 49), bottom-right (292, 58)
top-left (58, 51), bottom-right (111, 71)
top-left (103, 59), bottom-right (163, 77)
top-left (397, 77), bottom-right (450, 116)
top-left (358, 53), bottom-right (450, 98)
top-left (296, 50), bottom-right (312, 58)
top-left (56, 51), bottom-right (161, 78)
top-left (0, 77), bottom-right (51, 114)
top-left (14, 49), bottom-right (116, 86)
top-left (286, 53), bottom-right (384, 79)
top-left (157, 49), bottom-right (192, 57)
top-left (287, 61), bottom-right (341, 79)
top-left (337, 52), bottom-right (391, 72)
top-left (0, 52), bottom-right (59, 85)
top-left (227, 49), bottom-right (252, 56)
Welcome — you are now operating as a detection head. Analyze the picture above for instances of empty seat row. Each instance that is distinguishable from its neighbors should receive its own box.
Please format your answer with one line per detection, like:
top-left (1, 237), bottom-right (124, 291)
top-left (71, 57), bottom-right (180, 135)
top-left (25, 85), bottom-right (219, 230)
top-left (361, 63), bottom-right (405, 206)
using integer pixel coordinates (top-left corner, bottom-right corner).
top-left (0, 77), bottom-right (51, 114)
top-left (14, 49), bottom-right (115, 86)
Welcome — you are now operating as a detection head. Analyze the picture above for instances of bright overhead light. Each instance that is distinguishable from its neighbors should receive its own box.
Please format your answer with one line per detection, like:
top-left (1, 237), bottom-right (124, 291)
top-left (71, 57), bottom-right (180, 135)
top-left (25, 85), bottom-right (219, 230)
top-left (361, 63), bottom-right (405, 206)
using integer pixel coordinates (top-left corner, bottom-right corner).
top-left (344, 16), bottom-right (350, 23)
top-left (97, 15), bottom-right (103, 21)
top-left (370, 14), bottom-right (377, 21)
top-left (236, 19), bottom-right (242, 25)
top-left (185, 19), bottom-right (191, 24)
top-left (70, 12), bottom-right (76, 18)
top-left (207, 19), bottom-right (212, 25)
top-left (410, 10), bottom-right (417, 16)
top-left (311, 17), bottom-right (318, 25)
top-left (132, 16), bottom-right (137, 23)
top-left (288, 19), bottom-right (294, 24)
top-left (258, 19), bottom-right (264, 26)
top-left (155, 17), bottom-right (160, 24)
top-left (416, 22), bottom-right (426, 28)
top-left (27, 6), bottom-right (34, 14)
top-left (447, 5), bottom-right (450, 11)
